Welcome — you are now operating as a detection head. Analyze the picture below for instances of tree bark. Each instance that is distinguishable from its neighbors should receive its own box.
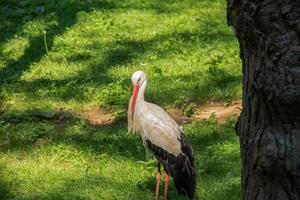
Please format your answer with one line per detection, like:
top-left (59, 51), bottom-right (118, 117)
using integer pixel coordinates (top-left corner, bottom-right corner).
top-left (227, 0), bottom-right (300, 199)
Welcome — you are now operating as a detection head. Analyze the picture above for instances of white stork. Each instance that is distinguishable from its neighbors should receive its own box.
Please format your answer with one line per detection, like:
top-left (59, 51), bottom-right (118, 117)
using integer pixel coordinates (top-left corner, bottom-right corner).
top-left (128, 71), bottom-right (196, 200)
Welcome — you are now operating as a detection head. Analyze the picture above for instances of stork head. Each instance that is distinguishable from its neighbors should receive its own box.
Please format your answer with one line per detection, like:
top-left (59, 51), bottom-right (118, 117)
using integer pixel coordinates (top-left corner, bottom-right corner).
top-left (131, 71), bottom-right (147, 86)
top-left (130, 71), bottom-right (147, 113)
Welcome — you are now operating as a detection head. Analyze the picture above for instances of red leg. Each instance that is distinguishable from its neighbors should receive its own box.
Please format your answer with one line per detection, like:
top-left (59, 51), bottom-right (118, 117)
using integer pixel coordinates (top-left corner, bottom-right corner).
top-left (164, 172), bottom-right (170, 200)
top-left (155, 162), bottom-right (161, 200)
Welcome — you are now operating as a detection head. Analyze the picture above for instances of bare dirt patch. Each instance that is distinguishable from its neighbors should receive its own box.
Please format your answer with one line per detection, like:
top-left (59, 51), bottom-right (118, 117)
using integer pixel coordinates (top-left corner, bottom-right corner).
top-left (61, 100), bottom-right (242, 126)
top-left (194, 100), bottom-right (242, 123)
top-left (81, 106), bottom-right (115, 125)
top-left (167, 108), bottom-right (192, 125)
top-left (24, 107), bottom-right (116, 126)
top-left (168, 100), bottom-right (242, 124)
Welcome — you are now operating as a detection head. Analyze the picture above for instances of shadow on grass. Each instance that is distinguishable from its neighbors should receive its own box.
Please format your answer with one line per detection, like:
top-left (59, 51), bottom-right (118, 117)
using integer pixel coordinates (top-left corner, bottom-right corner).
top-left (0, 108), bottom-right (146, 160)
top-left (0, 0), bottom-right (115, 83)
top-left (0, 109), bottom-right (240, 199)
top-left (1, 106), bottom-right (239, 161)
top-left (0, 0), bottom-right (223, 84)
top-left (0, 107), bottom-right (238, 161)
top-left (0, 164), bottom-right (13, 200)
top-left (0, 27), bottom-right (238, 105)
top-left (0, 1), bottom-right (240, 199)
top-left (0, 0), bottom-right (237, 105)
top-left (148, 68), bottom-right (241, 105)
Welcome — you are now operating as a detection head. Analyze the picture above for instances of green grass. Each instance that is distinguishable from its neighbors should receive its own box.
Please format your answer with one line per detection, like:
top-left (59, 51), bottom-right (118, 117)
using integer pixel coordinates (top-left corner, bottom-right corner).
top-left (0, 0), bottom-right (241, 111)
top-left (0, 119), bottom-right (241, 200)
top-left (0, 0), bottom-right (242, 199)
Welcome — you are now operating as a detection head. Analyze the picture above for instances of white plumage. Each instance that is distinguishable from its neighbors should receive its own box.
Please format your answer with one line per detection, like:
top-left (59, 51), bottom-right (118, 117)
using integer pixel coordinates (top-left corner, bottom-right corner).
top-left (128, 71), bottom-right (196, 200)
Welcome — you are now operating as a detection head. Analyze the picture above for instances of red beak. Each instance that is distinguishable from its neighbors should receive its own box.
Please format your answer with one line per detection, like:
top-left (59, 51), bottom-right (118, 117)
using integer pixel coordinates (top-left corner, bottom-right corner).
top-left (130, 85), bottom-right (140, 113)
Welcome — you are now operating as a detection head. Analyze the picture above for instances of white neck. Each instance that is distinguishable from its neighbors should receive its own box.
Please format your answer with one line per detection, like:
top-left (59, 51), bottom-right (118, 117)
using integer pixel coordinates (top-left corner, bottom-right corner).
top-left (136, 80), bottom-right (147, 103)
top-left (128, 80), bottom-right (147, 134)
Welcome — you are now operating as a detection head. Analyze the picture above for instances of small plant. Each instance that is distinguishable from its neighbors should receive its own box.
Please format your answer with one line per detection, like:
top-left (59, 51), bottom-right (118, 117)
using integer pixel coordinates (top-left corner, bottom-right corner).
top-left (207, 55), bottom-right (224, 74)
top-left (114, 110), bottom-right (127, 123)
top-left (207, 112), bottom-right (218, 125)
top-left (43, 30), bottom-right (49, 54)
top-left (174, 96), bottom-right (188, 108)
top-left (184, 103), bottom-right (197, 117)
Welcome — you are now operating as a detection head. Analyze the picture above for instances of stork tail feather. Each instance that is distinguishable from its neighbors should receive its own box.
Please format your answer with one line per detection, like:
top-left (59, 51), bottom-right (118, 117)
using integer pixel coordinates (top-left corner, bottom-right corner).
top-left (173, 153), bottom-right (196, 199)
top-left (145, 135), bottom-right (196, 199)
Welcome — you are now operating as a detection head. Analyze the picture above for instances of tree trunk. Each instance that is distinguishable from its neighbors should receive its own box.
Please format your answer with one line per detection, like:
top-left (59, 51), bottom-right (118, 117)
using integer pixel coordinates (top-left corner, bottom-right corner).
top-left (227, 0), bottom-right (300, 199)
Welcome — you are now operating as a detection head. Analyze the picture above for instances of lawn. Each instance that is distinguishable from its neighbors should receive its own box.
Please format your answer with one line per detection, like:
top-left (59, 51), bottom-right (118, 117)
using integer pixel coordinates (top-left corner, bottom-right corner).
top-left (0, 0), bottom-right (242, 199)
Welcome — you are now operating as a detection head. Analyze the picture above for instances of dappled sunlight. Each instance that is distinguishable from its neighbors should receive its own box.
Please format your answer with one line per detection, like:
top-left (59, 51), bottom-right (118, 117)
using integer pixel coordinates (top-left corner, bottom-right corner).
top-left (0, 109), bottom-right (145, 160)
top-left (0, 0), bottom-right (242, 199)
top-left (0, 152), bottom-right (155, 199)
top-left (0, 114), bottom-right (240, 199)
top-left (0, 163), bottom-right (12, 199)
top-left (0, 0), bottom-right (240, 111)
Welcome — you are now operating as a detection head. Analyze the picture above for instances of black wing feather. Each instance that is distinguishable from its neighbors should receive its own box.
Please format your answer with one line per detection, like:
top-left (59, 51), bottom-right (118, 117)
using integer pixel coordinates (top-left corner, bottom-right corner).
top-left (145, 130), bottom-right (196, 199)
top-left (176, 130), bottom-right (196, 199)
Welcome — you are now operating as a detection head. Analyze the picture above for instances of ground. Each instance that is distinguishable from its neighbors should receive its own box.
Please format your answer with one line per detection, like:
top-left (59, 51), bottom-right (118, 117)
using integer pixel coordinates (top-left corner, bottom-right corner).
top-left (0, 0), bottom-right (242, 199)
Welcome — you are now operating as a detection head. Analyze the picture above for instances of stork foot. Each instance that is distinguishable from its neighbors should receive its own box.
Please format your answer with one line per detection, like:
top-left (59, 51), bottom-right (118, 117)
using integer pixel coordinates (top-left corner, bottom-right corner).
top-left (164, 173), bottom-right (170, 200)
top-left (155, 171), bottom-right (161, 200)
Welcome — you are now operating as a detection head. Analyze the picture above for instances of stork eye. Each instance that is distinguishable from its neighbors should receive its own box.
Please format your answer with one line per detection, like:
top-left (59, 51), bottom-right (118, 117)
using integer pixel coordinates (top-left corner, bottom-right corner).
top-left (137, 77), bottom-right (142, 84)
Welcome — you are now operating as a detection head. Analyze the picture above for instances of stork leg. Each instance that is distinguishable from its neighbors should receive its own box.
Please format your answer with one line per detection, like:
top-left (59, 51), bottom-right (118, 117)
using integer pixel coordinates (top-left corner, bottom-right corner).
top-left (164, 172), bottom-right (170, 200)
top-left (155, 162), bottom-right (161, 200)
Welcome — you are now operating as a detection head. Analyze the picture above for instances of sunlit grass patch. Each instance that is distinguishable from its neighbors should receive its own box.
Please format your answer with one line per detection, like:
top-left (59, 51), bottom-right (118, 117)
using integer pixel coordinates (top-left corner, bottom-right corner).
top-left (0, 119), bottom-right (240, 200)
top-left (0, 0), bottom-right (241, 111)
top-left (0, 0), bottom-right (241, 199)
